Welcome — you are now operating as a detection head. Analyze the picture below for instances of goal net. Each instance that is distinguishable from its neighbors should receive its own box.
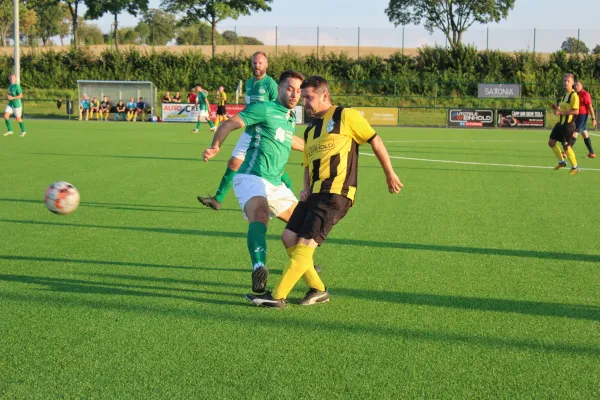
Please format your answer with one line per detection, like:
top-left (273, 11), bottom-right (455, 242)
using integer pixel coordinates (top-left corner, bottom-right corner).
top-left (77, 80), bottom-right (157, 116)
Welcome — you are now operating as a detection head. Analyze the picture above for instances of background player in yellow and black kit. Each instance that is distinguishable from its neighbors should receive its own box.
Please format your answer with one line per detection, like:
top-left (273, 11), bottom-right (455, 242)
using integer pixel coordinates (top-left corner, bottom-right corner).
top-left (247, 76), bottom-right (403, 308)
top-left (549, 73), bottom-right (580, 175)
top-left (215, 86), bottom-right (227, 128)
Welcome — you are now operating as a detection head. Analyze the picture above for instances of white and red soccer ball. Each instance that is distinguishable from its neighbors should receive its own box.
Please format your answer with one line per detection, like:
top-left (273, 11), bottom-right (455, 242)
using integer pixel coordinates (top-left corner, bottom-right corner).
top-left (44, 181), bottom-right (80, 215)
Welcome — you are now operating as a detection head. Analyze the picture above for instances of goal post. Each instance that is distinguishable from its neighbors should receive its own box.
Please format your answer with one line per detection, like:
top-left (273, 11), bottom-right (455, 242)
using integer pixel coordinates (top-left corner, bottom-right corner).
top-left (77, 80), bottom-right (157, 117)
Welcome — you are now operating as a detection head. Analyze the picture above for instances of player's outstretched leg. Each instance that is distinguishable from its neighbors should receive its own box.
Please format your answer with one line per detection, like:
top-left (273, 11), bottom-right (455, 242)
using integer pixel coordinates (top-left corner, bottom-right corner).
top-left (198, 157), bottom-right (242, 210)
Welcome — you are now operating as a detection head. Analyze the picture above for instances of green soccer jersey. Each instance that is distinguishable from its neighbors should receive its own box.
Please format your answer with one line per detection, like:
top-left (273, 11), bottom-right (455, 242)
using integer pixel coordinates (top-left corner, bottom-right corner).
top-left (8, 83), bottom-right (23, 108)
top-left (245, 75), bottom-right (278, 105)
top-left (237, 101), bottom-right (297, 186)
top-left (197, 91), bottom-right (208, 110)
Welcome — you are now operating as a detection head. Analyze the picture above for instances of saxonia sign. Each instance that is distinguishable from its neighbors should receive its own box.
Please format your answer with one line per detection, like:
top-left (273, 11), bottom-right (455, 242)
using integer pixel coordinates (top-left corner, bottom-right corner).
top-left (478, 84), bottom-right (521, 98)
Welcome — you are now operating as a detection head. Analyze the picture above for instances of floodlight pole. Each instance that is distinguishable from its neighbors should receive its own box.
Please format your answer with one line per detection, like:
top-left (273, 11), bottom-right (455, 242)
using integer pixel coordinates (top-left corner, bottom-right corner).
top-left (13, 0), bottom-right (20, 83)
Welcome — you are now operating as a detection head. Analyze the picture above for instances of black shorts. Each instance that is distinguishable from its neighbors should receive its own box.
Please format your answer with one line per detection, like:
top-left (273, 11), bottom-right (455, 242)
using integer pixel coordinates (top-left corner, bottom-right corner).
top-left (217, 105), bottom-right (227, 115)
top-left (575, 114), bottom-right (588, 133)
top-left (549, 122), bottom-right (576, 146)
top-left (285, 193), bottom-right (352, 246)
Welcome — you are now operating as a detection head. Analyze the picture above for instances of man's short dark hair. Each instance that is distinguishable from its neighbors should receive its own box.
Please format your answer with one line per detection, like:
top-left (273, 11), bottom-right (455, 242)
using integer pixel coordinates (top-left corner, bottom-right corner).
top-left (301, 75), bottom-right (330, 93)
top-left (278, 70), bottom-right (305, 85)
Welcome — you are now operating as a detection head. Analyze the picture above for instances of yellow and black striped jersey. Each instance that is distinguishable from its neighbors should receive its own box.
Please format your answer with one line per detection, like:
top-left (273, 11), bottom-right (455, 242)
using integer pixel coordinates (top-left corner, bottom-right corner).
top-left (558, 90), bottom-right (579, 124)
top-left (303, 106), bottom-right (377, 202)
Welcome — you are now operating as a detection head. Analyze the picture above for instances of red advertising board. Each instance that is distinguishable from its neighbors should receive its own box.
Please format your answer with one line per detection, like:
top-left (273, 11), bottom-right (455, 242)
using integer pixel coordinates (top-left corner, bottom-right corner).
top-left (208, 104), bottom-right (245, 121)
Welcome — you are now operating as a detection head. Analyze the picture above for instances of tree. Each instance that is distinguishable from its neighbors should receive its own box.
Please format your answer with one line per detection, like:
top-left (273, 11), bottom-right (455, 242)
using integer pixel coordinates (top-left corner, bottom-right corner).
top-left (62, 0), bottom-right (84, 47)
top-left (593, 45), bottom-right (600, 55)
top-left (31, 1), bottom-right (68, 45)
top-left (58, 4), bottom-right (71, 46)
top-left (386, 0), bottom-right (515, 50)
top-left (161, 0), bottom-right (272, 57)
top-left (77, 22), bottom-right (104, 44)
top-left (222, 30), bottom-right (263, 45)
top-left (0, 0), bottom-right (13, 47)
top-left (117, 27), bottom-right (139, 44)
top-left (140, 9), bottom-right (177, 45)
top-left (20, 7), bottom-right (38, 46)
top-left (560, 37), bottom-right (589, 54)
top-left (84, 0), bottom-right (149, 50)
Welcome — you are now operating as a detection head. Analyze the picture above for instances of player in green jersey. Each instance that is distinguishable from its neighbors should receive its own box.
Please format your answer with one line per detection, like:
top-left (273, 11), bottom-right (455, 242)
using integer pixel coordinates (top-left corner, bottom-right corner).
top-left (198, 51), bottom-right (296, 211)
top-left (203, 70), bottom-right (306, 293)
top-left (192, 83), bottom-right (216, 133)
top-left (3, 74), bottom-right (26, 137)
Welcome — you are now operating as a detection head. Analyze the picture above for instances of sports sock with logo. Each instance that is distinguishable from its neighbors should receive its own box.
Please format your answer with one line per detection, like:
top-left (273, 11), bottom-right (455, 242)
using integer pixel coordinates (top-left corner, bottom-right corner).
top-left (207, 119), bottom-right (215, 129)
top-left (195, 120), bottom-right (201, 130)
top-left (5, 118), bottom-right (12, 131)
top-left (19, 121), bottom-right (25, 132)
top-left (215, 167), bottom-right (237, 203)
top-left (281, 171), bottom-right (293, 191)
top-left (273, 244), bottom-right (318, 300)
top-left (552, 145), bottom-right (564, 161)
top-left (584, 137), bottom-right (595, 154)
top-left (247, 221), bottom-right (267, 269)
top-left (286, 245), bottom-right (324, 290)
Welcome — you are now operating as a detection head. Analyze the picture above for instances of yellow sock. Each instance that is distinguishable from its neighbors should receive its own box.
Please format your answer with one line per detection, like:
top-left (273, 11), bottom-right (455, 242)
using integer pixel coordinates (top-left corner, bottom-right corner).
top-left (552, 145), bottom-right (564, 161)
top-left (273, 244), bottom-right (316, 300)
top-left (286, 245), bottom-right (325, 292)
top-left (566, 147), bottom-right (577, 167)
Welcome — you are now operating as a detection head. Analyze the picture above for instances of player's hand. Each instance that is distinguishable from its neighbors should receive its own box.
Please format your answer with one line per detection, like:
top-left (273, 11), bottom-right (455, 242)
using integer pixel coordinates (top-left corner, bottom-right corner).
top-left (300, 189), bottom-right (311, 201)
top-left (7, 95), bottom-right (12, 100)
top-left (554, 110), bottom-right (561, 116)
top-left (593, 119), bottom-right (597, 128)
top-left (386, 173), bottom-right (403, 194)
top-left (203, 146), bottom-right (219, 162)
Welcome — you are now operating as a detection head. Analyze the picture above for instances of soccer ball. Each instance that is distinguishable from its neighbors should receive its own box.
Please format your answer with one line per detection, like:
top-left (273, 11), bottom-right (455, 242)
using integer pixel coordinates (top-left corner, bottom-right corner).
top-left (44, 181), bottom-right (80, 215)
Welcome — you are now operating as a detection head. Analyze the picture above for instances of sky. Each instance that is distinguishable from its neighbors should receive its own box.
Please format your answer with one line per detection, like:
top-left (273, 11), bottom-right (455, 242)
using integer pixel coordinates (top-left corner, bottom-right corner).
top-left (89, 0), bottom-right (600, 52)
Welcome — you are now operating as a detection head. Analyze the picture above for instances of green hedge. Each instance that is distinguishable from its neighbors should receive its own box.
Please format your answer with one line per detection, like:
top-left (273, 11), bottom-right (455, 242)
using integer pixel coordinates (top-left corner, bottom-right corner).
top-left (2, 46), bottom-right (600, 101)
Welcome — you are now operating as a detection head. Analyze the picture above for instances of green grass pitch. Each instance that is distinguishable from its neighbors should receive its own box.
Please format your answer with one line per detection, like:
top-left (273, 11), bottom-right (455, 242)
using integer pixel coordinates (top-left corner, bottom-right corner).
top-left (0, 120), bottom-right (598, 399)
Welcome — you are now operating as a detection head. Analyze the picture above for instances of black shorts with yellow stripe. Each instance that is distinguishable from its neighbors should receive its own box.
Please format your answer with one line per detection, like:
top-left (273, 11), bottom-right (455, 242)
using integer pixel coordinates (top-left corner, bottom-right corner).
top-left (550, 122), bottom-right (576, 146)
top-left (285, 193), bottom-right (351, 246)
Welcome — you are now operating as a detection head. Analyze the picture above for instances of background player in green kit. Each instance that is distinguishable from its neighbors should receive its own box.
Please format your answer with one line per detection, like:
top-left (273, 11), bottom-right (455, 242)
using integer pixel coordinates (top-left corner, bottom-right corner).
top-left (192, 84), bottom-right (216, 133)
top-left (3, 74), bottom-right (26, 137)
top-left (203, 70), bottom-right (305, 293)
top-left (198, 51), bottom-right (296, 211)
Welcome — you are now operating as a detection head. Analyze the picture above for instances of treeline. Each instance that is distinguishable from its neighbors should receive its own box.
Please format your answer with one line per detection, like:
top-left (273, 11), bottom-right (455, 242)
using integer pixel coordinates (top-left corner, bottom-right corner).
top-left (2, 46), bottom-right (600, 100)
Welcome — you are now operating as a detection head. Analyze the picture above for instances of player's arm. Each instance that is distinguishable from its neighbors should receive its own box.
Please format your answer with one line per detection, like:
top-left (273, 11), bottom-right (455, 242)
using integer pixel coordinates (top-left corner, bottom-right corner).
top-left (590, 102), bottom-right (597, 128)
top-left (292, 135), bottom-right (304, 152)
top-left (369, 136), bottom-right (403, 194)
top-left (300, 167), bottom-right (311, 201)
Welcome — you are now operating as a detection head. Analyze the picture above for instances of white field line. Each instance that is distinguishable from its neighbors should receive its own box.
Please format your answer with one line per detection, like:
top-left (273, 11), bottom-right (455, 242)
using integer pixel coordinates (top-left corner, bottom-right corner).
top-left (385, 140), bottom-right (542, 144)
top-left (360, 153), bottom-right (600, 171)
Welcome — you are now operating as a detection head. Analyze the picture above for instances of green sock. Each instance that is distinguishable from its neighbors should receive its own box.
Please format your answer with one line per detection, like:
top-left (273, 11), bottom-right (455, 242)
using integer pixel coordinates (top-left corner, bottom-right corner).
top-left (5, 118), bottom-right (12, 131)
top-left (207, 119), bottom-right (215, 129)
top-left (281, 171), bottom-right (293, 191)
top-left (19, 121), bottom-right (25, 132)
top-left (247, 221), bottom-right (267, 269)
top-left (215, 167), bottom-right (237, 203)
top-left (195, 120), bottom-right (201, 130)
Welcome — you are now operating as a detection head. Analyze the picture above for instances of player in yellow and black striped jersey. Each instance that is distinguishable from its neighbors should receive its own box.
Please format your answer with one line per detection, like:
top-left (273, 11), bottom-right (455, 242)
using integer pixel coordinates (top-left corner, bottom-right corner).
top-left (549, 72), bottom-right (580, 174)
top-left (246, 75), bottom-right (403, 308)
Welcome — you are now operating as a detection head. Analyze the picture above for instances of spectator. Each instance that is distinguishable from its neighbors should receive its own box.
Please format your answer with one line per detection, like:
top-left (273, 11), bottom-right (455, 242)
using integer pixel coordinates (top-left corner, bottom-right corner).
top-left (115, 100), bottom-right (126, 121)
top-left (187, 87), bottom-right (197, 104)
top-left (126, 97), bottom-right (137, 121)
top-left (90, 96), bottom-right (100, 120)
top-left (99, 96), bottom-right (111, 121)
top-left (79, 94), bottom-right (90, 121)
top-left (162, 91), bottom-right (172, 103)
top-left (56, 98), bottom-right (62, 110)
top-left (172, 91), bottom-right (182, 103)
top-left (134, 97), bottom-right (147, 122)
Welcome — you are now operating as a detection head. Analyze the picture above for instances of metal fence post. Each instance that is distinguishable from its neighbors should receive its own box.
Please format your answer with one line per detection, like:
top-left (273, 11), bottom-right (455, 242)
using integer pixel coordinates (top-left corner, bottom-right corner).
top-left (533, 28), bottom-right (536, 54)
top-left (317, 26), bottom-right (320, 60)
top-left (402, 26), bottom-right (405, 55)
top-left (357, 27), bottom-right (360, 59)
top-left (486, 27), bottom-right (489, 51)
top-left (234, 25), bottom-right (236, 57)
top-left (577, 28), bottom-right (580, 55)
top-left (275, 26), bottom-right (278, 57)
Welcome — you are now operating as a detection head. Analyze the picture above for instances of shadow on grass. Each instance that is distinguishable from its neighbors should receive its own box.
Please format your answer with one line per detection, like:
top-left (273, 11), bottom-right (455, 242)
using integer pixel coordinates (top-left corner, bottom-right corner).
top-left (1, 287), bottom-right (598, 357)
top-left (0, 274), bottom-right (242, 307)
top-left (0, 255), bottom-right (248, 273)
top-left (334, 288), bottom-right (600, 322)
top-left (0, 198), bottom-right (238, 213)
top-left (1, 218), bottom-right (599, 264)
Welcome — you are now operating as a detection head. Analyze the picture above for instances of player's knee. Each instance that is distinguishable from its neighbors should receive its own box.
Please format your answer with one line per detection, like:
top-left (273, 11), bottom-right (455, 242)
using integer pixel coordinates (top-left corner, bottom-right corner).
top-left (281, 229), bottom-right (298, 248)
top-left (548, 140), bottom-right (555, 148)
top-left (228, 157), bottom-right (242, 171)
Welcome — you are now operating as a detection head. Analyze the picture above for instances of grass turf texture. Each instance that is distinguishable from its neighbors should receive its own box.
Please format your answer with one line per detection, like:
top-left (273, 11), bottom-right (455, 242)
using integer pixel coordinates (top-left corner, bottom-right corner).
top-left (0, 120), bottom-right (599, 399)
